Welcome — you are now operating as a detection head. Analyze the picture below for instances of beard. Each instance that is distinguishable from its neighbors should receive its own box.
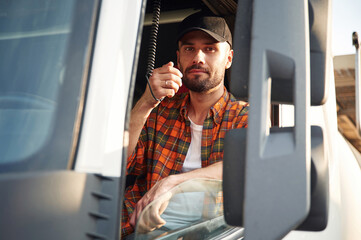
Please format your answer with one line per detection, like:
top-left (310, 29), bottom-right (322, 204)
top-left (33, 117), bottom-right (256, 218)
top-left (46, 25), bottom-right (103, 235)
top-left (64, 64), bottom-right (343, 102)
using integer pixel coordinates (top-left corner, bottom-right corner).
top-left (181, 64), bottom-right (224, 93)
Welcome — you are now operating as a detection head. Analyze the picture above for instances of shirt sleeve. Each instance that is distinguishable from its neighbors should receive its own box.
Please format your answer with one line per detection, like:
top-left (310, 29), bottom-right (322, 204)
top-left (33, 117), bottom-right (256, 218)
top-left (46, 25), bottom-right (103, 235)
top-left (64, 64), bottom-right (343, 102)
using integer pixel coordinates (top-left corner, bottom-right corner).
top-left (126, 125), bottom-right (147, 175)
top-left (126, 105), bottom-right (159, 175)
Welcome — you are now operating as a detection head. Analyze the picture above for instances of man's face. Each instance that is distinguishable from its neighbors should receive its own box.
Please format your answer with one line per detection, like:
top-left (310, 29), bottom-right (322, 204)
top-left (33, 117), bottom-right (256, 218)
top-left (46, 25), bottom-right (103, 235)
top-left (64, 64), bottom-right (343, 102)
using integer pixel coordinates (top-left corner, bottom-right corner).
top-left (177, 30), bottom-right (233, 93)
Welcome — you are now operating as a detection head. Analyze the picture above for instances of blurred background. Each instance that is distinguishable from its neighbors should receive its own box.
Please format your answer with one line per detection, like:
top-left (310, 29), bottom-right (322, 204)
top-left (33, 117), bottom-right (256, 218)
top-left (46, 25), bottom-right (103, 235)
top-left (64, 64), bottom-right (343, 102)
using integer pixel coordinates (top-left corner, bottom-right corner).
top-left (332, 0), bottom-right (361, 151)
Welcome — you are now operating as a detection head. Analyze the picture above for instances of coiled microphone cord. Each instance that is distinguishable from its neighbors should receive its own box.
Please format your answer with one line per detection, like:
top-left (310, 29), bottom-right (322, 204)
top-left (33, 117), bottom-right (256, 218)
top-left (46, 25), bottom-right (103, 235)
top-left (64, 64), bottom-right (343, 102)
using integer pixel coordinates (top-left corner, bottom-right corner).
top-left (145, 0), bottom-right (163, 102)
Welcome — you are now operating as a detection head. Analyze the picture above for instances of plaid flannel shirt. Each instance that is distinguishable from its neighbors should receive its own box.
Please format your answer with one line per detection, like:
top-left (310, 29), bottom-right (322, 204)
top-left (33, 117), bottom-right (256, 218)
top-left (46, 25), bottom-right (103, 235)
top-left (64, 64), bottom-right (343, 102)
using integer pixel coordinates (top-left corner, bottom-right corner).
top-left (121, 87), bottom-right (248, 237)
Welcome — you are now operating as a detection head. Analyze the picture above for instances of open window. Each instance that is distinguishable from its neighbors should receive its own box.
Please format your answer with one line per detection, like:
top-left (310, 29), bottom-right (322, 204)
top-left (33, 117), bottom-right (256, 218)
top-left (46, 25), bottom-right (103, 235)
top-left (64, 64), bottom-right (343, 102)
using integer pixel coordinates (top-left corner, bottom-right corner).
top-left (128, 0), bottom-right (245, 239)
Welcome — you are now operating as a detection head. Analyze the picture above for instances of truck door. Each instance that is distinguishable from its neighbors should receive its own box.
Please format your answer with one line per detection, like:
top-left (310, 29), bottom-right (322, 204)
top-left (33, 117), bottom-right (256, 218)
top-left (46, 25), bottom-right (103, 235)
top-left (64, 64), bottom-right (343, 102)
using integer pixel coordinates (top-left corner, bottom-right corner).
top-left (0, 0), bottom-right (145, 239)
top-left (224, 0), bottom-right (331, 239)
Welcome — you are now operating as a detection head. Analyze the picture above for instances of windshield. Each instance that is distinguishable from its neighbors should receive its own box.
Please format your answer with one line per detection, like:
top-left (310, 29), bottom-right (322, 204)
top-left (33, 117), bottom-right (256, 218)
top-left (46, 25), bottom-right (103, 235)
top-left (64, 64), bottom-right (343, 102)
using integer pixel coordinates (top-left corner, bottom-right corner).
top-left (135, 179), bottom-right (244, 240)
top-left (0, 0), bottom-right (96, 169)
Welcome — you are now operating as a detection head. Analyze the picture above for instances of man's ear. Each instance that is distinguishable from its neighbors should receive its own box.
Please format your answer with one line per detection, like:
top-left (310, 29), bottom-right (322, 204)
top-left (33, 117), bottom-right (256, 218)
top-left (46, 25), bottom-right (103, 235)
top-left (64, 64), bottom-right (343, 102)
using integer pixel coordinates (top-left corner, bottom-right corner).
top-left (225, 49), bottom-right (234, 69)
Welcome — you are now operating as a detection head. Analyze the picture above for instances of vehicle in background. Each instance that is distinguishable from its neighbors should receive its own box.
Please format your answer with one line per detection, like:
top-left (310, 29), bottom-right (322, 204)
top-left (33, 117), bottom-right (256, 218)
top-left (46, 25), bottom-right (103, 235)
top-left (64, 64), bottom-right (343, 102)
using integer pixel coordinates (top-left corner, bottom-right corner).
top-left (0, 0), bottom-right (360, 239)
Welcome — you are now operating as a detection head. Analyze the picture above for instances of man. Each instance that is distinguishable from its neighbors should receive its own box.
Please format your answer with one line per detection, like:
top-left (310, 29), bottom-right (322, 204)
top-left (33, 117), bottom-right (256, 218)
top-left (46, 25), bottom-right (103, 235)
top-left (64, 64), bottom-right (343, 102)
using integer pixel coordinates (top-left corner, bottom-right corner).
top-left (121, 12), bottom-right (248, 237)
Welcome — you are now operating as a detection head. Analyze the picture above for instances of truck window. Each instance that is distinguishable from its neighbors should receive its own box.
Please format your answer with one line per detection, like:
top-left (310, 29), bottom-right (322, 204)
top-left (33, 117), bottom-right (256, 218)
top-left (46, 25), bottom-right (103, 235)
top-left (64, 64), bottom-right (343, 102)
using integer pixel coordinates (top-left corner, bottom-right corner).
top-left (134, 179), bottom-right (243, 240)
top-left (0, 0), bottom-right (96, 170)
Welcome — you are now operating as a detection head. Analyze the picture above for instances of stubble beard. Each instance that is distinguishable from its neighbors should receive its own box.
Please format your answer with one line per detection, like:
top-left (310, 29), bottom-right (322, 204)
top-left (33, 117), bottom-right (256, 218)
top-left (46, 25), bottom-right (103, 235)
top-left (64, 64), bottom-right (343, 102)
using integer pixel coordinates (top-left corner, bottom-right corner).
top-left (181, 64), bottom-right (224, 93)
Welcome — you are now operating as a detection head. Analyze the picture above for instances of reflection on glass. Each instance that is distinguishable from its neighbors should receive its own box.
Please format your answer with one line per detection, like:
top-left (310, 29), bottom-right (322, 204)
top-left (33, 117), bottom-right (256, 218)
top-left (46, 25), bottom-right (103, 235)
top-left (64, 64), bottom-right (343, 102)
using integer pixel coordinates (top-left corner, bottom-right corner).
top-left (0, 0), bottom-right (75, 163)
top-left (135, 179), bottom-right (242, 240)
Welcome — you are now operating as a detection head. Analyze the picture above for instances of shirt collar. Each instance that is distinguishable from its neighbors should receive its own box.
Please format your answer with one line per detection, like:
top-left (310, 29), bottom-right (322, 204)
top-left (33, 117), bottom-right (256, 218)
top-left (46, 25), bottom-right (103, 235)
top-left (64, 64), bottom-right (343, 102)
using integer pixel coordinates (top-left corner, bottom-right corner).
top-left (180, 87), bottom-right (229, 125)
top-left (180, 92), bottom-right (190, 120)
top-left (208, 87), bottom-right (229, 124)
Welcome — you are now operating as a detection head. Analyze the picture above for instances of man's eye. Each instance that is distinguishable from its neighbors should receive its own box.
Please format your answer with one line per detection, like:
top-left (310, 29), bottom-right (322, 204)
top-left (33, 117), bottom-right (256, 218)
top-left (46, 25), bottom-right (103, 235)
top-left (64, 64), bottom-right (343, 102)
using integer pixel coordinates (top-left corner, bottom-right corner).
top-left (205, 47), bottom-right (215, 52)
top-left (185, 47), bottom-right (193, 51)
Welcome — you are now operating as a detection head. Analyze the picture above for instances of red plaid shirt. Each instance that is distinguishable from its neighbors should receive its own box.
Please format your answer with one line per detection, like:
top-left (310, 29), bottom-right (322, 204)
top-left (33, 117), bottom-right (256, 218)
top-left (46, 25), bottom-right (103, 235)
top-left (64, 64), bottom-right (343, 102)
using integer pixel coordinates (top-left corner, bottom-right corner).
top-left (121, 88), bottom-right (248, 237)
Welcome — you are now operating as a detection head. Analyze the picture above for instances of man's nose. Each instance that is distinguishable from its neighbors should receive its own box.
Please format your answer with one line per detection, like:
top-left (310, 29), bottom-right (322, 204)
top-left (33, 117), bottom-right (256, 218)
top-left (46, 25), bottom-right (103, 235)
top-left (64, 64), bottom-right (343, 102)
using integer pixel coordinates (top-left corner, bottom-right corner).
top-left (192, 50), bottom-right (205, 64)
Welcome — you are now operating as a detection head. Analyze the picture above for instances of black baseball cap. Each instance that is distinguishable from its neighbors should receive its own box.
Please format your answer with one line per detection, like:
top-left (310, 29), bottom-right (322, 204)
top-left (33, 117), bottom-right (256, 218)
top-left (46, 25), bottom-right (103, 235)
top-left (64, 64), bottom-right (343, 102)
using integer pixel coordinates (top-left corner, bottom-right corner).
top-left (177, 12), bottom-right (232, 47)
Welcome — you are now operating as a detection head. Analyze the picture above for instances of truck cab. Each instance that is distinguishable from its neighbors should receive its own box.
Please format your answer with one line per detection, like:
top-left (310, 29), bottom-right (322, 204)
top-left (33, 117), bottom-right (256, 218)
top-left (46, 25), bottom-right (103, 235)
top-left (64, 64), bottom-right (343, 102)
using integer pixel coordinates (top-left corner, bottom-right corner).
top-left (0, 0), bottom-right (360, 239)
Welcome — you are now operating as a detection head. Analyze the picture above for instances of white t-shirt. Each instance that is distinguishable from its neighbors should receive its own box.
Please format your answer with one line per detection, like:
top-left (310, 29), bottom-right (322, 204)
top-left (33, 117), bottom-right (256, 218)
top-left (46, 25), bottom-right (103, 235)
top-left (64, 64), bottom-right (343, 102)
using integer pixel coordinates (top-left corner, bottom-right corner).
top-left (181, 118), bottom-right (203, 172)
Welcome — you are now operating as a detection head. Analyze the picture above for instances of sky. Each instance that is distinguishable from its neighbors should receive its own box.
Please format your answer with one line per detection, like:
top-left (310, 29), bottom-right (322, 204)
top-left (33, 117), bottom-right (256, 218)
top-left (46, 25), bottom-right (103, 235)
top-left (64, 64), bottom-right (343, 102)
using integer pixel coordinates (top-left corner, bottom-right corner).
top-left (332, 0), bottom-right (361, 56)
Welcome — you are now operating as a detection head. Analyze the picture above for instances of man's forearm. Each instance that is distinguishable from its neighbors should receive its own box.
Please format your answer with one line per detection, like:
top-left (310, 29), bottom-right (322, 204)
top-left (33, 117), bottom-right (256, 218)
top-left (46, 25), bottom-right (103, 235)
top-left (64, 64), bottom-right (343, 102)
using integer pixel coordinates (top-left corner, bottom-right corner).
top-left (170, 161), bottom-right (223, 186)
top-left (127, 94), bottom-right (157, 158)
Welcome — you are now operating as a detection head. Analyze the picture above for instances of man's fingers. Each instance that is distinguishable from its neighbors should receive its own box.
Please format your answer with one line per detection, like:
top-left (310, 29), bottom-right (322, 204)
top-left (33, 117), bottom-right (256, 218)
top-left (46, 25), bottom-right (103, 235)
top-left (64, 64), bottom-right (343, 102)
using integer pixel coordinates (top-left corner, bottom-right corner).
top-left (163, 80), bottom-right (179, 92)
top-left (147, 208), bottom-right (166, 227)
top-left (152, 71), bottom-right (182, 87)
top-left (134, 203), bottom-right (165, 233)
top-left (149, 78), bottom-right (178, 98)
top-left (163, 61), bottom-right (174, 68)
top-left (150, 214), bottom-right (166, 229)
top-left (130, 199), bottom-right (146, 227)
top-left (137, 215), bottom-right (157, 234)
top-left (135, 201), bottom-right (146, 224)
top-left (138, 224), bottom-right (156, 234)
top-left (137, 203), bottom-right (166, 233)
top-left (145, 62), bottom-right (183, 101)
top-left (161, 73), bottom-right (182, 88)
top-left (132, 192), bottom-right (172, 233)
top-left (131, 179), bottom-right (175, 233)
top-left (145, 192), bottom-right (171, 228)
top-left (158, 61), bottom-right (183, 79)
top-left (158, 199), bottom-right (170, 216)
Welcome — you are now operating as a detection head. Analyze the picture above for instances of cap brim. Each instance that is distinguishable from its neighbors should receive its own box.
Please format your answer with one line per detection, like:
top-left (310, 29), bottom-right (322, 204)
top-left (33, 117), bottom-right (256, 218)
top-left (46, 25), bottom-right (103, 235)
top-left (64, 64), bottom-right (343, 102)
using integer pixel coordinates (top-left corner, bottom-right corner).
top-left (177, 27), bottom-right (230, 46)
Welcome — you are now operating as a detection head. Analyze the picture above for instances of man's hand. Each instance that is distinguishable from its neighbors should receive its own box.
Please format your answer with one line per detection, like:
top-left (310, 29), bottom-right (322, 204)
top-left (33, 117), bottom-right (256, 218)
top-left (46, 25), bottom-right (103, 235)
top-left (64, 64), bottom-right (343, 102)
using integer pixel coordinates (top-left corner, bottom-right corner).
top-left (144, 61), bottom-right (183, 106)
top-left (127, 62), bottom-right (182, 158)
top-left (136, 191), bottom-right (172, 233)
top-left (129, 162), bottom-right (223, 231)
top-left (129, 175), bottom-right (178, 230)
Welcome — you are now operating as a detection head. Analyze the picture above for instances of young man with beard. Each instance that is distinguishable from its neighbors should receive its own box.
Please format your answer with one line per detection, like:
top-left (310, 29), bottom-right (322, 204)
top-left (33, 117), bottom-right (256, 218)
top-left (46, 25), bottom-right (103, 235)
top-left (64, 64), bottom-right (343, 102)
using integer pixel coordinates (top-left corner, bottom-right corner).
top-left (121, 12), bottom-right (249, 237)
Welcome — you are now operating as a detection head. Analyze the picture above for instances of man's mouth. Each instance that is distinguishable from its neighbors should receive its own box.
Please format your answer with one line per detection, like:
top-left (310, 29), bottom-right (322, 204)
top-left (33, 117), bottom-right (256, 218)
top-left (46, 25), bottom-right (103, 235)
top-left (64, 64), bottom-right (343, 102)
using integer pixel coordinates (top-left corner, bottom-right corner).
top-left (186, 65), bottom-right (209, 75)
top-left (189, 69), bottom-right (206, 74)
